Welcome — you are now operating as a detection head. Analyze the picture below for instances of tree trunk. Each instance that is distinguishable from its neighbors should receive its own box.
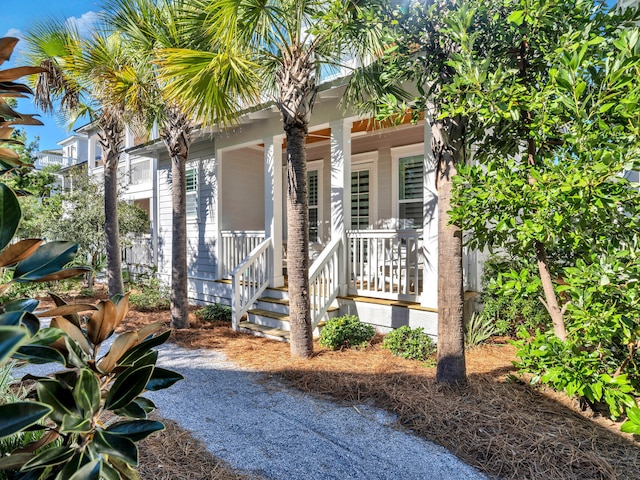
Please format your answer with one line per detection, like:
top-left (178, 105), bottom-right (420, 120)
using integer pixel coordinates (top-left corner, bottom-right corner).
top-left (535, 241), bottom-right (567, 340)
top-left (276, 44), bottom-right (317, 358)
top-left (432, 118), bottom-right (467, 386)
top-left (99, 117), bottom-right (124, 297)
top-left (285, 123), bottom-right (313, 358)
top-left (164, 107), bottom-right (192, 330)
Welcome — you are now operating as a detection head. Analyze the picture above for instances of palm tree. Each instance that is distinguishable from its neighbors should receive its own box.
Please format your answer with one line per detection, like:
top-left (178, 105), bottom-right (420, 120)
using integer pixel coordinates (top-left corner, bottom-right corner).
top-left (23, 21), bottom-right (142, 297)
top-left (103, 0), bottom-right (260, 329)
top-left (158, 0), bottom-right (389, 358)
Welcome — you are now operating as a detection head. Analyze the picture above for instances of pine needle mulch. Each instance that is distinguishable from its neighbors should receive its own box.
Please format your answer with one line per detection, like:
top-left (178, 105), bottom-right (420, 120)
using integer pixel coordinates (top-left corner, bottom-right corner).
top-left (118, 307), bottom-right (640, 480)
top-left (137, 417), bottom-right (255, 480)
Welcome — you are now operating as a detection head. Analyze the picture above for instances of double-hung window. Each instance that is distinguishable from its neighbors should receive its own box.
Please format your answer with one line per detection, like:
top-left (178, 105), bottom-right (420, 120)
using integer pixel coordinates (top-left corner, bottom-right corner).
top-left (186, 165), bottom-right (198, 221)
top-left (393, 145), bottom-right (424, 229)
top-left (308, 169), bottom-right (319, 242)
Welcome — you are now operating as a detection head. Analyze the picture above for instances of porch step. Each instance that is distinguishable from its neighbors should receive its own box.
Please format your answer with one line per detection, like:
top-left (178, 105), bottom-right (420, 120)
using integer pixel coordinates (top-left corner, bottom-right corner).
top-left (247, 308), bottom-right (291, 331)
top-left (256, 296), bottom-right (340, 317)
top-left (238, 321), bottom-right (290, 342)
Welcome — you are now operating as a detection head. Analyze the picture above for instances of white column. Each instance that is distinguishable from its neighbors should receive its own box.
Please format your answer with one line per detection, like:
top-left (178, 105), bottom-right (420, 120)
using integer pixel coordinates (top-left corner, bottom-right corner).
top-left (330, 119), bottom-right (353, 294)
top-left (214, 149), bottom-right (224, 279)
top-left (264, 136), bottom-right (284, 287)
top-left (330, 119), bottom-right (353, 237)
top-left (151, 154), bottom-right (159, 269)
top-left (422, 118), bottom-right (438, 308)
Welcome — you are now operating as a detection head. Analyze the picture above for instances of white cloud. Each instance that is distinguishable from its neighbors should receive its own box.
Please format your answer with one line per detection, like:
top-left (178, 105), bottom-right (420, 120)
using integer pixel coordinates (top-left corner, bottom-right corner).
top-left (65, 11), bottom-right (100, 38)
top-left (3, 28), bottom-right (23, 40)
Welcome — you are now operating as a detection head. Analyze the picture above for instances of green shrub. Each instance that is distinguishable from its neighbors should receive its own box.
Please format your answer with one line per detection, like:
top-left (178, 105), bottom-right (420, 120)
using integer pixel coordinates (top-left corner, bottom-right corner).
top-left (480, 255), bottom-right (551, 337)
top-left (130, 276), bottom-right (170, 311)
top-left (382, 326), bottom-right (436, 361)
top-left (195, 303), bottom-right (232, 322)
top-left (319, 315), bottom-right (375, 350)
top-left (464, 312), bottom-right (497, 348)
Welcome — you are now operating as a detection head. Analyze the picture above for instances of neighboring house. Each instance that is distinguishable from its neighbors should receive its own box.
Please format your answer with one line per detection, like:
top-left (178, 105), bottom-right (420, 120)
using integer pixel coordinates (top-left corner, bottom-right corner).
top-left (35, 132), bottom-right (88, 192)
top-left (91, 79), bottom-right (486, 341)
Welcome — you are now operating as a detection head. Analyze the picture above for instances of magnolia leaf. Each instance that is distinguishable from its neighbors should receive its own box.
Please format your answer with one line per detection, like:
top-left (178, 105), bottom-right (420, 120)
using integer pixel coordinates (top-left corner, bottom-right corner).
top-left (87, 300), bottom-right (118, 345)
top-left (113, 292), bottom-right (131, 327)
top-left (106, 420), bottom-right (164, 442)
top-left (98, 331), bottom-right (139, 374)
top-left (13, 241), bottom-right (78, 282)
top-left (0, 326), bottom-right (27, 365)
top-left (0, 183), bottom-right (20, 251)
top-left (0, 402), bottom-right (52, 438)
top-left (50, 317), bottom-right (90, 355)
top-left (4, 297), bottom-right (39, 313)
top-left (60, 414), bottom-right (92, 433)
top-left (145, 367), bottom-right (183, 392)
top-left (68, 459), bottom-right (101, 480)
top-left (104, 364), bottom-right (154, 411)
top-left (54, 451), bottom-right (91, 480)
top-left (24, 267), bottom-right (91, 283)
top-left (72, 368), bottom-right (100, 415)
top-left (0, 81), bottom-right (34, 95)
top-left (0, 452), bottom-right (34, 470)
top-left (48, 292), bottom-right (81, 328)
top-left (117, 329), bottom-right (170, 367)
top-left (0, 310), bottom-right (25, 327)
top-left (93, 430), bottom-right (138, 466)
top-left (37, 304), bottom-right (97, 318)
top-left (0, 38), bottom-right (19, 65)
top-left (21, 446), bottom-right (75, 471)
top-left (14, 344), bottom-right (66, 365)
top-left (36, 379), bottom-right (79, 425)
top-left (6, 114), bottom-right (44, 126)
top-left (0, 239), bottom-right (41, 267)
top-left (0, 66), bottom-right (46, 82)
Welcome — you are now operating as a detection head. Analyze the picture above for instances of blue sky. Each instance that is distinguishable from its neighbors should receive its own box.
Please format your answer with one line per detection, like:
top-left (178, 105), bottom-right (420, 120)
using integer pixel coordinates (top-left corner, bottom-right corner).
top-left (1, 1), bottom-right (102, 151)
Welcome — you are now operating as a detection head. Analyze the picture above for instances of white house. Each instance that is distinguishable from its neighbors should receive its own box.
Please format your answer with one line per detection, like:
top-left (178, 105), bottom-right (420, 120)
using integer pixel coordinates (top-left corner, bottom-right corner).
top-left (99, 79), bottom-right (484, 341)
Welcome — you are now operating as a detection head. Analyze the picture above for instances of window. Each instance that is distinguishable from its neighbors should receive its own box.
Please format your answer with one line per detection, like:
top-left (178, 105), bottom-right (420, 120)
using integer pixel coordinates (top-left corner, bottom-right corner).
top-left (351, 169), bottom-right (370, 230)
top-left (396, 152), bottom-right (424, 228)
top-left (308, 169), bottom-right (319, 242)
top-left (186, 166), bottom-right (198, 220)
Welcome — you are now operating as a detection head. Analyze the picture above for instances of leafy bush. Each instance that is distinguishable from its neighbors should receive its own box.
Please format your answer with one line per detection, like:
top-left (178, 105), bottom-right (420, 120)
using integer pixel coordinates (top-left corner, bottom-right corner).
top-left (382, 326), bottom-right (435, 361)
top-left (319, 315), bottom-right (375, 350)
top-left (480, 255), bottom-right (551, 337)
top-left (130, 276), bottom-right (171, 311)
top-left (195, 303), bottom-right (231, 322)
top-left (0, 180), bottom-right (182, 478)
top-left (464, 313), bottom-right (497, 348)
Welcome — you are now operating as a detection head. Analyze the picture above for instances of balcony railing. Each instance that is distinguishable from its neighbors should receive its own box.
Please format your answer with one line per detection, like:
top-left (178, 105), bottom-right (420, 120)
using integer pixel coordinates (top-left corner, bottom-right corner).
top-left (34, 154), bottom-right (77, 170)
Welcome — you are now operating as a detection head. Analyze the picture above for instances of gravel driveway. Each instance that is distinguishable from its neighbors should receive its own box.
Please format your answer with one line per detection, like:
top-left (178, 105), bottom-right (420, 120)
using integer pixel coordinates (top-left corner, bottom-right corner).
top-left (146, 343), bottom-right (488, 480)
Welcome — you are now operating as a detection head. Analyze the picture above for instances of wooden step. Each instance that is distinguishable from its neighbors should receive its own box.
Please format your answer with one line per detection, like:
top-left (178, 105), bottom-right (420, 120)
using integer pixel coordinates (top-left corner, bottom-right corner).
top-left (238, 321), bottom-right (290, 342)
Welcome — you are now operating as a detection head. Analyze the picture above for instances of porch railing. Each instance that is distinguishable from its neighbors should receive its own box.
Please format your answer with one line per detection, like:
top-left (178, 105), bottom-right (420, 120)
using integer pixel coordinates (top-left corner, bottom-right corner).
top-left (220, 230), bottom-right (266, 279)
top-left (347, 229), bottom-right (423, 300)
top-left (309, 236), bottom-right (343, 329)
top-left (230, 237), bottom-right (272, 330)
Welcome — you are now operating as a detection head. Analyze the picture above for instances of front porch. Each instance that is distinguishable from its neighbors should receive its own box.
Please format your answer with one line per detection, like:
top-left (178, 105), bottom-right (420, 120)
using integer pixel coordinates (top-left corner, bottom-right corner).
top-left (213, 116), bottom-right (446, 337)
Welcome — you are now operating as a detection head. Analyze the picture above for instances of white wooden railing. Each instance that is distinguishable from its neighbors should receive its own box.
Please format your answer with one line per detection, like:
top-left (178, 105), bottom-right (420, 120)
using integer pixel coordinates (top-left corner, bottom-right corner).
top-left (230, 237), bottom-right (272, 330)
top-left (220, 230), bottom-right (266, 279)
top-left (347, 229), bottom-right (423, 300)
top-left (309, 236), bottom-right (343, 329)
top-left (130, 158), bottom-right (151, 185)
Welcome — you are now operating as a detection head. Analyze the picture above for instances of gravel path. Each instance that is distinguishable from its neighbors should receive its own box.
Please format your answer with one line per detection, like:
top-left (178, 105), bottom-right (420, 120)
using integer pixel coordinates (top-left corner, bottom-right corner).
top-left (146, 343), bottom-right (488, 480)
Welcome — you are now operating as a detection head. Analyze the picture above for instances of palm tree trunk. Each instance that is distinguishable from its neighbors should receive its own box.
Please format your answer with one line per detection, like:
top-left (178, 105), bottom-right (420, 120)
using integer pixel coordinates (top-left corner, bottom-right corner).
top-left (285, 123), bottom-right (313, 358)
top-left (163, 107), bottom-right (192, 330)
top-left (432, 119), bottom-right (467, 386)
top-left (100, 119), bottom-right (124, 297)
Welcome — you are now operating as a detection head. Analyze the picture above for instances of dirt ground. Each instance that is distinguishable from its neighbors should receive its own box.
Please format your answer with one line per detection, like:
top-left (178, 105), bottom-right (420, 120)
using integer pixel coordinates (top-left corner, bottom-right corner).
top-left (41, 292), bottom-right (640, 480)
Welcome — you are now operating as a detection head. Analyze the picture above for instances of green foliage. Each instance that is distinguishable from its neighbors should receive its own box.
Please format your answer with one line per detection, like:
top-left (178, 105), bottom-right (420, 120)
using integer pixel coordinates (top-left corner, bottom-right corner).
top-left (381, 326), bottom-right (436, 361)
top-left (0, 130), bottom-right (179, 480)
top-left (480, 256), bottom-right (551, 337)
top-left (129, 276), bottom-right (170, 312)
top-left (18, 169), bottom-right (149, 288)
top-left (195, 303), bottom-right (231, 322)
top-left (319, 315), bottom-right (375, 350)
top-left (464, 313), bottom-right (496, 348)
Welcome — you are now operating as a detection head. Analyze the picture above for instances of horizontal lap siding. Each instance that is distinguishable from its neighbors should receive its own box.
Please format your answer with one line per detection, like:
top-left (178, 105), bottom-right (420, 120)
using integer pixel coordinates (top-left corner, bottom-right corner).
top-left (156, 141), bottom-right (224, 303)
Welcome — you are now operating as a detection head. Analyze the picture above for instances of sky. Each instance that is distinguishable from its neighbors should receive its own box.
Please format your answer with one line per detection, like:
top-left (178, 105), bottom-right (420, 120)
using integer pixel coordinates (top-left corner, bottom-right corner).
top-left (1, 1), bottom-right (102, 151)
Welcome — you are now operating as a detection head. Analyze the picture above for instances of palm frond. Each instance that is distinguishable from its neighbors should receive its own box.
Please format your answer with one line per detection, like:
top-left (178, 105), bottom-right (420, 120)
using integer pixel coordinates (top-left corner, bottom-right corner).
top-left (157, 47), bottom-right (261, 126)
